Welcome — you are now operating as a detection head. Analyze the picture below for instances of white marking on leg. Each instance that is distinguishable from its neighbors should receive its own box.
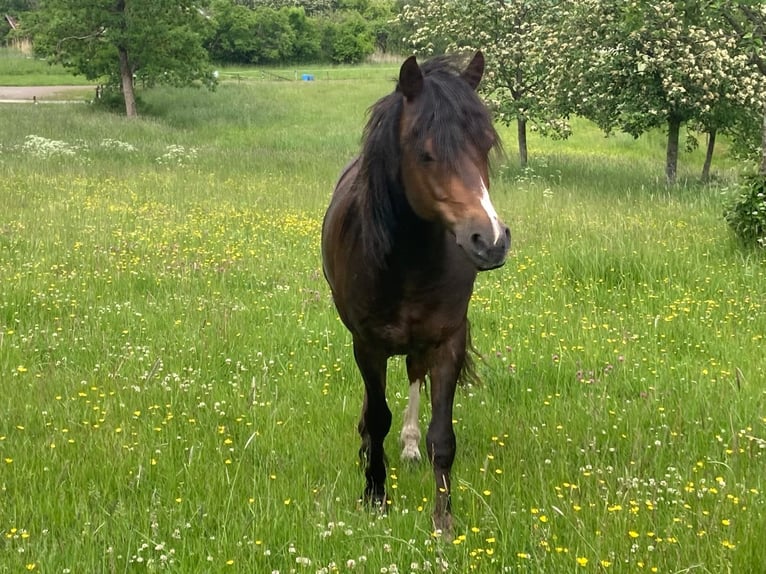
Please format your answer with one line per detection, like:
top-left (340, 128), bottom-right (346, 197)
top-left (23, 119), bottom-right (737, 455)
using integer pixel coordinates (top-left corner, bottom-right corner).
top-left (400, 380), bottom-right (422, 462)
top-left (479, 179), bottom-right (502, 244)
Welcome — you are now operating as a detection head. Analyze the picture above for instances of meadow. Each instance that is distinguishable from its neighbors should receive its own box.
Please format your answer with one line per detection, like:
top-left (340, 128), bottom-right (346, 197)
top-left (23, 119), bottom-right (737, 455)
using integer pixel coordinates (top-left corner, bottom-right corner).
top-left (0, 50), bottom-right (92, 87)
top-left (1, 68), bottom-right (765, 573)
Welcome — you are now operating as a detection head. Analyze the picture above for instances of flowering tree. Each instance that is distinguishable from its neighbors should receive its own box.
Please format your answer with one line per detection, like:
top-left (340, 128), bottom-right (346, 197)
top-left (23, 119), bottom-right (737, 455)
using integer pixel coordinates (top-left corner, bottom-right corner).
top-left (560, 0), bottom-right (760, 184)
top-left (718, 1), bottom-right (766, 175)
top-left (718, 2), bottom-right (766, 247)
top-left (400, 0), bottom-right (572, 167)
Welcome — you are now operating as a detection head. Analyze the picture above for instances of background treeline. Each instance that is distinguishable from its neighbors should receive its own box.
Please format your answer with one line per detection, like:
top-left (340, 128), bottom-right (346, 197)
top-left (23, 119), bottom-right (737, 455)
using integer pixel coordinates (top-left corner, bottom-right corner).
top-left (1, 0), bottom-right (412, 64)
top-left (206, 0), bottom-right (411, 64)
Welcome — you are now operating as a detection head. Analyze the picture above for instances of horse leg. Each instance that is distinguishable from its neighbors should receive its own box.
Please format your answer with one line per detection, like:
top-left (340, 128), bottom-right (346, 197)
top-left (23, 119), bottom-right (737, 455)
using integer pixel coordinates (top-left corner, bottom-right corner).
top-left (354, 340), bottom-right (391, 508)
top-left (400, 354), bottom-right (427, 462)
top-left (426, 326), bottom-right (465, 537)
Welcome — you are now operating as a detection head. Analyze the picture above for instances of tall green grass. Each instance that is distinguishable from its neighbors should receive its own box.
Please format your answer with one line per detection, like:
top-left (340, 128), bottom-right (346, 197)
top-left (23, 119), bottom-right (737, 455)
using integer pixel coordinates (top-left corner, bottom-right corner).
top-left (0, 77), bottom-right (765, 573)
top-left (0, 47), bottom-right (92, 86)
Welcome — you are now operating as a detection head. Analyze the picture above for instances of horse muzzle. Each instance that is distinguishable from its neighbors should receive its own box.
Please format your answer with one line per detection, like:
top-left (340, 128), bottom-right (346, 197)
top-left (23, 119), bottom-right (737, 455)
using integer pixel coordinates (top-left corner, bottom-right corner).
top-left (456, 221), bottom-right (511, 271)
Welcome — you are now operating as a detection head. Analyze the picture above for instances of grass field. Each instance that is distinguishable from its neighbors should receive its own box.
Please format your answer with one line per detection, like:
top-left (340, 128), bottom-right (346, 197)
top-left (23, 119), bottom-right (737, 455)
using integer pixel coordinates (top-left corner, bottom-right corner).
top-left (1, 70), bottom-right (765, 573)
top-left (0, 49), bottom-right (93, 87)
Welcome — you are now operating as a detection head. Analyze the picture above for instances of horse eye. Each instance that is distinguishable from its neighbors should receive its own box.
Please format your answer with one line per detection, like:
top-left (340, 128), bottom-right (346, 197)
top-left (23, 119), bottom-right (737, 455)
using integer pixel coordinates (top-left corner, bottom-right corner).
top-left (419, 151), bottom-right (435, 164)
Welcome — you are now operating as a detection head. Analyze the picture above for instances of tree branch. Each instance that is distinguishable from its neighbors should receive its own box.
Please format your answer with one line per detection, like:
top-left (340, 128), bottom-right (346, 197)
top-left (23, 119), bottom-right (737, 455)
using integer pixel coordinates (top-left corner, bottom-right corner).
top-left (56, 27), bottom-right (107, 52)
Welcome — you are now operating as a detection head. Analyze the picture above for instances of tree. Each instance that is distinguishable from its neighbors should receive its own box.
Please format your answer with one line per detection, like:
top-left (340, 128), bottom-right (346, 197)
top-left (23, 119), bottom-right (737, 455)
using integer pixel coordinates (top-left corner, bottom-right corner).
top-left (320, 10), bottom-right (373, 63)
top-left (249, 0), bottom-right (334, 16)
top-left (284, 6), bottom-right (321, 61)
top-left (561, 0), bottom-right (756, 184)
top-left (400, 0), bottom-right (573, 167)
top-left (0, 0), bottom-right (37, 13)
top-left (718, 2), bottom-right (766, 248)
top-left (31, 0), bottom-right (216, 118)
top-left (361, 0), bottom-right (401, 54)
top-left (206, 0), bottom-right (260, 63)
top-left (250, 6), bottom-right (296, 63)
top-left (718, 1), bottom-right (766, 175)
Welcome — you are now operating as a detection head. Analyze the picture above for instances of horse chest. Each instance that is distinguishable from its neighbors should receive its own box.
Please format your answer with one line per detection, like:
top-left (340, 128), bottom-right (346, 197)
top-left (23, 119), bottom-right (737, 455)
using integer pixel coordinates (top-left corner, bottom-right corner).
top-left (357, 270), bottom-right (475, 353)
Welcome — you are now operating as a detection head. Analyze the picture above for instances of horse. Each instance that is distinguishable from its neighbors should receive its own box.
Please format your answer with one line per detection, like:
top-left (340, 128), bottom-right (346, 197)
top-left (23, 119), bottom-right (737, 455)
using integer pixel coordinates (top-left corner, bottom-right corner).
top-left (321, 51), bottom-right (510, 535)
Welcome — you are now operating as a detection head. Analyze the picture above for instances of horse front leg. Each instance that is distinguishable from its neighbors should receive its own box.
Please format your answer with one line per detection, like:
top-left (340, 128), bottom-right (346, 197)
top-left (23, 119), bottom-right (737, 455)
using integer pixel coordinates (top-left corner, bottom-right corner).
top-left (354, 340), bottom-right (391, 509)
top-left (426, 326), bottom-right (465, 538)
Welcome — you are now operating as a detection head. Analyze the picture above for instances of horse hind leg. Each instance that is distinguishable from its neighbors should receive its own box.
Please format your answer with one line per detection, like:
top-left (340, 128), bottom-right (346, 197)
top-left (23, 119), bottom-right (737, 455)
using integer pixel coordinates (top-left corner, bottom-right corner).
top-left (400, 354), bottom-right (427, 463)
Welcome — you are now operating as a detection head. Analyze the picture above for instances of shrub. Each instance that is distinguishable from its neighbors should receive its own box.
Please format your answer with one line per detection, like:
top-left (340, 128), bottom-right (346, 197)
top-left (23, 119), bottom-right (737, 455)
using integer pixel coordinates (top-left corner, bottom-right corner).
top-left (320, 12), bottom-right (374, 64)
top-left (724, 174), bottom-right (766, 247)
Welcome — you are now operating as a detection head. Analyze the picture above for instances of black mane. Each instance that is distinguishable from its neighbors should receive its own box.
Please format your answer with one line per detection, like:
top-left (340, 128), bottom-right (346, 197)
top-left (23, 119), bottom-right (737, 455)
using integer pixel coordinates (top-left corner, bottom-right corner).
top-left (353, 55), bottom-right (500, 266)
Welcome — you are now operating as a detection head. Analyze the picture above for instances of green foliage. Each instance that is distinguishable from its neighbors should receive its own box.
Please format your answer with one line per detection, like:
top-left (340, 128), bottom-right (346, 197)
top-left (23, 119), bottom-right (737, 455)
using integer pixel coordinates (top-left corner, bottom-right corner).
top-left (206, 0), bottom-right (261, 63)
top-left (207, 1), bottom-right (377, 64)
top-left (250, 6), bottom-right (297, 63)
top-left (321, 10), bottom-right (374, 63)
top-left (724, 174), bottom-right (766, 247)
top-left (30, 0), bottom-right (215, 88)
top-left (284, 6), bottom-right (322, 61)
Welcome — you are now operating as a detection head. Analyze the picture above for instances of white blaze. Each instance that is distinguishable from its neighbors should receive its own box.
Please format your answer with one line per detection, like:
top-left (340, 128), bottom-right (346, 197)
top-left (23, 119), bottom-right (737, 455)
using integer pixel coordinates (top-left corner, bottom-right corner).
top-left (479, 179), bottom-right (503, 244)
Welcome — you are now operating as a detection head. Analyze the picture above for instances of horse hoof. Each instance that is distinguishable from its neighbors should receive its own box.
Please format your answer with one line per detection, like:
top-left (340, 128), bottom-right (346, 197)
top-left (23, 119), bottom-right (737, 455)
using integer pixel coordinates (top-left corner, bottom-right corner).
top-left (362, 491), bottom-right (388, 513)
top-left (400, 445), bottom-right (422, 463)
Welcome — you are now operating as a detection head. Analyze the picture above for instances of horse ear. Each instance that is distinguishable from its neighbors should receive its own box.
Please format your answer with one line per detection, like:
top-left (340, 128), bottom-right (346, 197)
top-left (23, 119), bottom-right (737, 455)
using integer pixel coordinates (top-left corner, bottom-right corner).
top-left (399, 55), bottom-right (424, 101)
top-left (462, 51), bottom-right (485, 90)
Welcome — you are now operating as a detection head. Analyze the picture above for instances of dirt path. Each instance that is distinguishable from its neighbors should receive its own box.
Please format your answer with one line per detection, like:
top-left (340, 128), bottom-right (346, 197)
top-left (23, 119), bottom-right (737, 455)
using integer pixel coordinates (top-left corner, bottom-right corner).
top-left (0, 85), bottom-right (94, 102)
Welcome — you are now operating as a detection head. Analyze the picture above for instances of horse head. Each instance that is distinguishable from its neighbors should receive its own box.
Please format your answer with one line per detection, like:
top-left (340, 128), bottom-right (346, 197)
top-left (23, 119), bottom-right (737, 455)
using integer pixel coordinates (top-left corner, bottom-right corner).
top-left (397, 52), bottom-right (510, 270)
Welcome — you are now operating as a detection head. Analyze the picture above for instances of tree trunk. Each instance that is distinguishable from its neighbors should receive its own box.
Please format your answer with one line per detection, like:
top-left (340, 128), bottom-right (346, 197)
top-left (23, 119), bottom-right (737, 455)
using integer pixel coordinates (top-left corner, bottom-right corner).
top-left (118, 46), bottom-right (138, 118)
top-left (517, 116), bottom-right (528, 168)
top-left (701, 128), bottom-right (716, 182)
top-left (665, 116), bottom-right (681, 185)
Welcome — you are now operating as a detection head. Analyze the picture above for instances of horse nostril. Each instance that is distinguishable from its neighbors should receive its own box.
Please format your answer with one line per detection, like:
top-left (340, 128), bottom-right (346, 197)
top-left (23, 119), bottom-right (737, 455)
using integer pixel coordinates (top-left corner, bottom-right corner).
top-left (470, 232), bottom-right (485, 249)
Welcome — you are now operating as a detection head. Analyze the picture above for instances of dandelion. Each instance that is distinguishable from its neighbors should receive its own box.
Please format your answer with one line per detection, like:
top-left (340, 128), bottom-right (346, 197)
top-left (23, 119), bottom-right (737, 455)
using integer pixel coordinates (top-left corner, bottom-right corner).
top-left (576, 556), bottom-right (588, 566)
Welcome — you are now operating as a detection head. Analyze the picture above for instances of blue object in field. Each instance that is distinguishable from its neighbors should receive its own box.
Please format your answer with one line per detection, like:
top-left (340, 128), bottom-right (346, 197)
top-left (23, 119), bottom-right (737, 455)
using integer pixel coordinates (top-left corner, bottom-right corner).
top-left (301, 74), bottom-right (315, 81)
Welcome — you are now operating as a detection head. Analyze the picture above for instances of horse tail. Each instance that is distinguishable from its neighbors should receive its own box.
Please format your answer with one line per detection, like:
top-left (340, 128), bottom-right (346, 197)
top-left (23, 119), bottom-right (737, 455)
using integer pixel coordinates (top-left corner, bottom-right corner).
top-left (459, 319), bottom-right (482, 386)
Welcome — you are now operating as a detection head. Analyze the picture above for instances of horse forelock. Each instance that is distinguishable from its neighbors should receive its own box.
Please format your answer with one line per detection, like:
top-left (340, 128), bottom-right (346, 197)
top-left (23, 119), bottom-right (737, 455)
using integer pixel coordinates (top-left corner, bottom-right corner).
top-left (406, 56), bottom-right (500, 165)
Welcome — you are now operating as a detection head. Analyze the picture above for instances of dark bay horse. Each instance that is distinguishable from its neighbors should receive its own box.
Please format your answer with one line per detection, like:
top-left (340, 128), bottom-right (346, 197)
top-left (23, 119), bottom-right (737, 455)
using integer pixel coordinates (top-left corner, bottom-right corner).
top-left (321, 52), bottom-right (510, 534)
